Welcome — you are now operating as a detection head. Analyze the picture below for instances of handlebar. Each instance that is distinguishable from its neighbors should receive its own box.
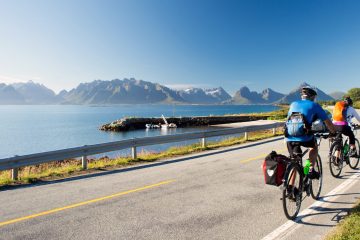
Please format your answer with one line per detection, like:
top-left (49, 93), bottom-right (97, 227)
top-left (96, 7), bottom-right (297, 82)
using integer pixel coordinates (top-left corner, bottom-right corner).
top-left (350, 123), bottom-right (360, 130)
top-left (313, 132), bottom-right (330, 139)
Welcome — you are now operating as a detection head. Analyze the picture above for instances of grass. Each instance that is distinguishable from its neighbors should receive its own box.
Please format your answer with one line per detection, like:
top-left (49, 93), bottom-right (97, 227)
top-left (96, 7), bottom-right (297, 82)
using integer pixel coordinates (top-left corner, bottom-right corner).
top-left (240, 104), bottom-right (289, 120)
top-left (353, 101), bottom-right (360, 109)
top-left (223, 105), bottom-right (288, 120)
top-left (0, 128), bottom-right (284, 186)
top-left (325, 201), bottom-right (360, 240)
top-left (266, 107), bottom-right (288, 120)
top-left (246, 105), bottom-right (288, 121)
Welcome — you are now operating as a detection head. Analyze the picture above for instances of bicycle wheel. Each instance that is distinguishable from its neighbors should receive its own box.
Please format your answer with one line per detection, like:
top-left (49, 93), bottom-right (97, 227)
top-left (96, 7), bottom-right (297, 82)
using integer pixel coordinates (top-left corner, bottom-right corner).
top-left (348, 138), bottom-right (360, 169)
top-left (310, 154), bottom-right (323, 200)
top-left (282, 164), bottom-right (303, 220)
top-left (329, 142), bottom-right (343, 178)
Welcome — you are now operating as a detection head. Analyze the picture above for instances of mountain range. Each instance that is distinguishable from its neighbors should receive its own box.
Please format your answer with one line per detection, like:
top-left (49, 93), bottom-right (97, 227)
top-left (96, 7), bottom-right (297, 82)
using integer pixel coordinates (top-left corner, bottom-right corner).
top-left (230, 87), bottom-right (285, 104)
top-left (0, 78), bottom-right (334, 105)
top-left (0, 81), bottom-right (59, 104)
top-left (329, 91), bottom-right (346, 100)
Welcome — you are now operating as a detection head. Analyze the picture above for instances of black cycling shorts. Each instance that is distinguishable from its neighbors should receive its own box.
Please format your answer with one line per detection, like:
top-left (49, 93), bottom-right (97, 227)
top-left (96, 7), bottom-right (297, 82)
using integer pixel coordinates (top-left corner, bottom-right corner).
top-left (334, 125), bottom-right (355, 145)
top-left (287, 139), bottom-right (317, 158)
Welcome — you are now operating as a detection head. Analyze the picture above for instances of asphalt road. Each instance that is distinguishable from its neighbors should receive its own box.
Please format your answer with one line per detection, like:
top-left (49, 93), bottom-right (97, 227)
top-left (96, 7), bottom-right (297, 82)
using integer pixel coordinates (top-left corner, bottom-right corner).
top-left (0, 131), bottom-right (359, 240)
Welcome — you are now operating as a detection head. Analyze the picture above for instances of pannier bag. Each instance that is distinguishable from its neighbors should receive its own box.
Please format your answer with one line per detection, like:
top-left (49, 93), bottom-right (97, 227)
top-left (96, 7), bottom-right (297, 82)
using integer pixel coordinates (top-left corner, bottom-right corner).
top-left (262, 151), bottom-right (288, 186)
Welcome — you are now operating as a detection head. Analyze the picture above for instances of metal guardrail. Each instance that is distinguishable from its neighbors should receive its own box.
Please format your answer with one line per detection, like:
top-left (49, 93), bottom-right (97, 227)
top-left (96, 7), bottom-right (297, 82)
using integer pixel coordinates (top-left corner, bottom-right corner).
top-left (0, 121), bottom-right (284, 180)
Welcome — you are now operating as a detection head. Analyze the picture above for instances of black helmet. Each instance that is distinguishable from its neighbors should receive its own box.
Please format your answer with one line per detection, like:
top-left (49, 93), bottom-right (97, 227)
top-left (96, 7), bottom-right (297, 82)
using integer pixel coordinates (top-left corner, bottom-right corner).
top-left (344, 96), bottom-right (353, 106)
top-left (301, 86), bottom-right (317, 99)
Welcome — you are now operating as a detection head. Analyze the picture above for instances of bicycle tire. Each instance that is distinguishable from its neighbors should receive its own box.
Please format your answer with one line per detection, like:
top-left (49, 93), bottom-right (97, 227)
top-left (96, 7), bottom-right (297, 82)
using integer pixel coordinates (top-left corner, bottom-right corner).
top-left (310, 154), bottom-right (323, 200)
top-left (348, 138), bottom-right (360, 169)
top-left (282, 163), bottom-right (303, 220)
top-left (329, 141), bottom-right (343, 178)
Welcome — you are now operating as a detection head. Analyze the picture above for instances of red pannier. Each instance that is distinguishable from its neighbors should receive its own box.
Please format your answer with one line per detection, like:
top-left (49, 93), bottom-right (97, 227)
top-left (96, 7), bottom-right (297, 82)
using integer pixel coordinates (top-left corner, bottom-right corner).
top-left (262, 151), bottom-right (289, 186)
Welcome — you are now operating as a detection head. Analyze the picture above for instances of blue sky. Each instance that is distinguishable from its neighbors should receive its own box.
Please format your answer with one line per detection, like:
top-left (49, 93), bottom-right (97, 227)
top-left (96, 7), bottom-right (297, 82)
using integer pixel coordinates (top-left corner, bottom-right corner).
top-left (1, 0), bottom-right (359, 94)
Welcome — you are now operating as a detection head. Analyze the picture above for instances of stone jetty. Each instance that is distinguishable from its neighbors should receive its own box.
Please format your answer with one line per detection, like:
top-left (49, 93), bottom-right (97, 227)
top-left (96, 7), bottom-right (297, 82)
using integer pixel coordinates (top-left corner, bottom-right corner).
top-left (100, 115), bottom-right (272, 132)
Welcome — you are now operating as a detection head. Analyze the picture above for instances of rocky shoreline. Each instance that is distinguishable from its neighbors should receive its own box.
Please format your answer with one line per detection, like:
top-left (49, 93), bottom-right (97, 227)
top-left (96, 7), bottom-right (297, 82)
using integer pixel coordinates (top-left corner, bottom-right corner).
top-left (100, 115), bottom-right (272, 132)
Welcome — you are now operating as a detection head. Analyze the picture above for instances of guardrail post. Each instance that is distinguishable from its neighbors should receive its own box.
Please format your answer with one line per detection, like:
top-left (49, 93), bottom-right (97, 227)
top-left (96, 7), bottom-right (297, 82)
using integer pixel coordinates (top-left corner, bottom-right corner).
top-left (82, 155), bottom-right (87, 170)
top-left (132, 147), bottom-right (137, 159)
top-left (201, 137), bottom-right (207, 148)
top-left (11, 168), bottom-right (18, 181)
top-left (272, 128), bottom-right (276, 136)
top-left (244, 132), bottom-right (248, 141)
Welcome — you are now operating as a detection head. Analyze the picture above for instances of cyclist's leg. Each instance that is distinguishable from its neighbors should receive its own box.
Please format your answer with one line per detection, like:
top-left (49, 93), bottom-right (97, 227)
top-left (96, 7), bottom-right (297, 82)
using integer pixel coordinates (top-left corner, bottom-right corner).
top-left (301, 139), bottom-right (319, 179)
top-left (309, 147), bottom-right (320, 179)
top-left (344, 125), bottom-right (357, 151)
top-left (286, 142), bottom-right (301, 186)
top-left (341, 125), bottom-right (355, 145)
top-left (334, 125), bottom-right (344, 159)
top-left (287, 141), bottom-right (302, 159)
top-left (340, 125), bottom-right (357, 156)
top-left (299, 138), bottom-right (317, 166)
top-left (309, 148), bottom-right (318, 166)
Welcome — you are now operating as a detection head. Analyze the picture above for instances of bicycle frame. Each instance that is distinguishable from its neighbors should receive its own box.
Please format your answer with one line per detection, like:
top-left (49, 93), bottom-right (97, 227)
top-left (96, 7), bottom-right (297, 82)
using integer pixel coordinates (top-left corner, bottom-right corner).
top-left (283, 134), bottom-right (325, 195)
top-left (282, 148), bottom-right (309, 189)
top-left (328, 122), bottom-right (360, 177)
top-left (281, 134), bottom-right (326, 220)
top-left (285, 133), bottom-right (324, 179)
top-left (330, 133), bottom-right (349, 159)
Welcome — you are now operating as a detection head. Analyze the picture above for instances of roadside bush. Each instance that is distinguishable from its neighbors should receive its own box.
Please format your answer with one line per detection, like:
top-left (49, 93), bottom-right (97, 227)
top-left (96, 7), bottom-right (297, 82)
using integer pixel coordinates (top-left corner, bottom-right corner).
top-left (353, 101), bottom-right (360, 109)
top-left (318, 100), bottom-right (336, 106)
top-left (347, 88), bottom-right (360, 102)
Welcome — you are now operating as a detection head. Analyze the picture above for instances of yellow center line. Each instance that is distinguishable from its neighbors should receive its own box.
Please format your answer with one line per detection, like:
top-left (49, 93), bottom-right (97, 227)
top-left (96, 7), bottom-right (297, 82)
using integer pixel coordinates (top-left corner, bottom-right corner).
top-left (0, 179), bottom-right (175, 227)
top-left (240, 148), bottom-right (287, 163)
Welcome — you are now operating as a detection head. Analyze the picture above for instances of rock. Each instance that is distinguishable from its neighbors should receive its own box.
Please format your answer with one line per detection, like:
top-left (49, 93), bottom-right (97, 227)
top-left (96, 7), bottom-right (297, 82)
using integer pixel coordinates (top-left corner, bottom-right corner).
top-left (99, 115), bottom-right (271, 132)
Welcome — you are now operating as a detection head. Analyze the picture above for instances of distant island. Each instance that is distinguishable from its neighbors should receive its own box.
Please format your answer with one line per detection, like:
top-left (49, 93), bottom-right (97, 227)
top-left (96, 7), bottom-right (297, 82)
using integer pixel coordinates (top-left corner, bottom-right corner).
top-left (0, 78), bottom-right (335, 105)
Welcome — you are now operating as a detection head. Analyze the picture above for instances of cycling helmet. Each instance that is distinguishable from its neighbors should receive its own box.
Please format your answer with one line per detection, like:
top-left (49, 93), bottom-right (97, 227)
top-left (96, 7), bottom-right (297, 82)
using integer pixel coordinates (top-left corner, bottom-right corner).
top-left (344, 96), bottom-right (353, 106)
top-left (301, 86), bottom-right (317, 100)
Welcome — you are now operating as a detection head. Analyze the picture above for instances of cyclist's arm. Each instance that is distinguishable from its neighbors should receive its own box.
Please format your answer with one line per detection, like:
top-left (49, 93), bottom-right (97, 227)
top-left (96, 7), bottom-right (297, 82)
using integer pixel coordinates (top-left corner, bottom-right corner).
top-left (314, 103), bottom-right (336, 134)
top-left (347, 107), bottom-right (360, 123)
top-left (324, 119), bottom-right (336, 134)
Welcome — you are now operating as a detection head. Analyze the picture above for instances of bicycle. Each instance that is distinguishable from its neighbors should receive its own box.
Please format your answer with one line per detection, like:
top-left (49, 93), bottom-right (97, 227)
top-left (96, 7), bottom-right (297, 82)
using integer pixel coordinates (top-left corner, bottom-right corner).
top-left (281, 132), bottom-right (328, 220)
top-left (328, 123), bottom-right (360, 178)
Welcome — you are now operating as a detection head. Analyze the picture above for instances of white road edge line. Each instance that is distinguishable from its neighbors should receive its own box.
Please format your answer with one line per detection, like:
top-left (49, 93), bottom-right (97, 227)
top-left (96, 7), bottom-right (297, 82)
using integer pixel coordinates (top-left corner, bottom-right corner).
top-left (261, 169), bottom-right (360, 240)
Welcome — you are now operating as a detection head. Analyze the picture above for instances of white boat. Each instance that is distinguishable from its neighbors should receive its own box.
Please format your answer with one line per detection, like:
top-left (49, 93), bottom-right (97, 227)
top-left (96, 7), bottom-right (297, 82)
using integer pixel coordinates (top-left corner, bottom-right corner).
top-left (145, 123), bottom-right (160, 129)
top-left (161, 123), bottom-right (177, 129)
top-left (161, 115), bottom-right (177, 129)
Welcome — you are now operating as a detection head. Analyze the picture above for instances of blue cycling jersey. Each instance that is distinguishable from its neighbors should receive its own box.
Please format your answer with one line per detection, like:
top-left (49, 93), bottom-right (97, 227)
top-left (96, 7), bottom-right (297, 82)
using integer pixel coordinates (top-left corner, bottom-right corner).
top-left (286, 100), bottom-right (329, 142)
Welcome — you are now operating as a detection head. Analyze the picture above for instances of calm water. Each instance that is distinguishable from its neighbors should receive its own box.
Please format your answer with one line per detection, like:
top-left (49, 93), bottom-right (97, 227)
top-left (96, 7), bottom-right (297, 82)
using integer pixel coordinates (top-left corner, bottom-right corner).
top-left (0, 104), bottom-right (279, 158)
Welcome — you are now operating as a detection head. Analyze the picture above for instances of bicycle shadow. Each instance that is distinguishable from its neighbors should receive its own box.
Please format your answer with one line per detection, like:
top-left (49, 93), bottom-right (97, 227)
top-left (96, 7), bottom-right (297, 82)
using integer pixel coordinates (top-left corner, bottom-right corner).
top-left (333, 172), bottom-right (360, 180)
top-left (318, 192), bottom-right (360, 204)
top-left (293, 192), bottom-right (359, 226)
top-left (295, 206), bottom-right (350, 227)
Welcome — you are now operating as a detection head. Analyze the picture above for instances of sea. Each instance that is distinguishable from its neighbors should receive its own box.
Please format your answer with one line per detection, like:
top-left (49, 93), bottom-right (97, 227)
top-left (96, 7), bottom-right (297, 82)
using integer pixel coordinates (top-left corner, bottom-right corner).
top-left (0, 104), bottom-right (279, 159)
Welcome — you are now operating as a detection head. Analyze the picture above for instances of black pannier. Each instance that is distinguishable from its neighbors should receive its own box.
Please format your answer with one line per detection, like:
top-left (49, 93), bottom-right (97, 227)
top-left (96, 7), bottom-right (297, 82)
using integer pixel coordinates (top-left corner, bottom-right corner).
top-left (262, 151), bottom-right (289, 186)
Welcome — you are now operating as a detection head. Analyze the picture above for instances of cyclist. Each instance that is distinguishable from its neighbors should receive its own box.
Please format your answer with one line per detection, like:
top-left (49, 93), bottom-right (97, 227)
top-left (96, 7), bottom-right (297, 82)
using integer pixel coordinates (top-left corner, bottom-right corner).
top-left (332, 96), bottom-right (360, 157)
top-left (285, 86), bottom-right (336, 179)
